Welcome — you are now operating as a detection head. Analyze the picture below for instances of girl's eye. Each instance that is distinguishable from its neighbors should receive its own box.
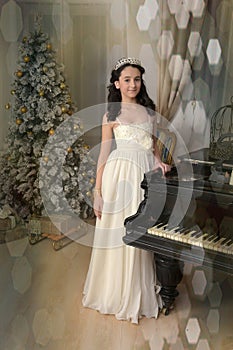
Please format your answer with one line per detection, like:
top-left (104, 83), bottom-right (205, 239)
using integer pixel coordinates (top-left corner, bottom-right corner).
top-left (135, 77), bottom-right (141, 82)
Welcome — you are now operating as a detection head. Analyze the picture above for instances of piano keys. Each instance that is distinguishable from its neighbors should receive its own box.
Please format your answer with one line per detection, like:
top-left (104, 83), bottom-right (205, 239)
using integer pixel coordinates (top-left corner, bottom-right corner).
top-left (123, 148), bottom-right (233, 314)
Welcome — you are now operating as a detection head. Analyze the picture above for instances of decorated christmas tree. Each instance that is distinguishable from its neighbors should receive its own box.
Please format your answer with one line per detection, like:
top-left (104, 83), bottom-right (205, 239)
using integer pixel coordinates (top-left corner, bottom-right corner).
top-left (0, 21), bottom-right (95, 221)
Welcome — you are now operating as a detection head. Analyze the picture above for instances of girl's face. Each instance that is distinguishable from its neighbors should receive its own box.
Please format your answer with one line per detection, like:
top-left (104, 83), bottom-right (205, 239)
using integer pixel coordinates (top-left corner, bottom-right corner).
top-left (114, 66), bottom-right (142, 103)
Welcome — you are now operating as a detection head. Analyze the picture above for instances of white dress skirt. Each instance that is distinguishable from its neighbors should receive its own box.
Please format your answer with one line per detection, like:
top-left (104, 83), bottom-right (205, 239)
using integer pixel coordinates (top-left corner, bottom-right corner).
top-left (82, 119), bottom-right (162, 324)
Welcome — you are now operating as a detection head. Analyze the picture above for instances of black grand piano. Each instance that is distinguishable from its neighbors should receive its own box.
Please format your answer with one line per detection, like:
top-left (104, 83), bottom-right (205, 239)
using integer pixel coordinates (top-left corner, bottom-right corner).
top-left (123, 148), bottom-right (233, 315)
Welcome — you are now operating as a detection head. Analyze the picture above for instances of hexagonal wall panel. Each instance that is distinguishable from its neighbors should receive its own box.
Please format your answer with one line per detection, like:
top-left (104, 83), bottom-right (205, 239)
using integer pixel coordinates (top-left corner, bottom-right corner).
top-left (157, 31), bottom-right (174, 60)
top-left (191, 269), bottom-right (207, 296)
top-left (136, 5), bottom-right (151, 31)
top-left (188, 32), bottom-right (202, 57)
top-left (206, 309), bottom-right (220, 334)
top-left (169, 55), bottom-right (184, 81)
top-left (185, 318), bottom-right (201, 344)
top-left (206, 39), bottom-right (222, 65)
top-left (0, 0), bottom-right (23, 42)
top-left (6, 237), bottom-right (28, 257)
top-left (175, 9), bottom-right (190, 29)
top-left (196, 339), bottom-right (211, 350)
top-left (207, 282), bottom-right (222, 307)
top-left (144, 0), bottom-right (159, 20)
top-left (11, 256), bottom-right (32, 294)
top-left (32, 308), bottom-right (51, 346)
top-left (167, 0), bottom-right (183, 14)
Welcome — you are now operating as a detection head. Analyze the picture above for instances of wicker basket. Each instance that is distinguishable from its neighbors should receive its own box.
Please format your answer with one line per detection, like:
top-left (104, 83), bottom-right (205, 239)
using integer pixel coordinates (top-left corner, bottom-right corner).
top-left (209, 133), bottom-right (233, 160)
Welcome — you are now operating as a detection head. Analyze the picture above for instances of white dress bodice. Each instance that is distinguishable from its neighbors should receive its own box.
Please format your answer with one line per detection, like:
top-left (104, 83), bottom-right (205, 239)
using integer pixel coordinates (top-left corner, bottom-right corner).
top-left (113, 121), bottom-right (153, 150)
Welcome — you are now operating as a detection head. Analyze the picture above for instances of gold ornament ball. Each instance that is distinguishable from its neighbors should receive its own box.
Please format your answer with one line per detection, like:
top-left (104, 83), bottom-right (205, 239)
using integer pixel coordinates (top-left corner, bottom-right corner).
top-left (21, 106), bottom-right (27, 113)
top-left (46, 43), bottom-right (52, 50)
top-left (43, 66), bottom-right (48, 73)
top-left (67, 147), bottom-right (73, 153)
top-left (61, 106), bottom-right (67, 113)
top-left (5, 103), bottom-right (11, 110)
top-left (16, 70), bottom-right (23, 78)
top-left (49, 129), bottom-right (55, 136)
top-left (90, 178), bottom-right (95, 184)
top-left (16, 118), bottom-right (22, 125)
top-left (24, 55), bottom-right (30, 63)
top-left (86, 191), bottom-right (92, 197)
top-left (22, 37), bottom-right (27, 43)
top-left (84, 144), bottom-right (90, 150)
top-left (73, 124), bottom-right (79, 130)
top-left (67, 110), bottom-right (73, 116)
top-left (11, 89), bottom-right (15, 95)
top-left (82, 172), bottom-right (87, 177)
top-left (39, 90), bottom-right (44, 96)
top-left (60, 82), bottom-right (66, 89)
top-left (43, 156), bottom-right (49, 163)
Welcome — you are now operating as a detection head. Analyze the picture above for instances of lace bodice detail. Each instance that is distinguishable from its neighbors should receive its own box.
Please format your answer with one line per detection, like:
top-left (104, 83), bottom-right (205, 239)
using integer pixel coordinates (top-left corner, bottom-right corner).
top-left (113, 121), bottom-right (153, 150)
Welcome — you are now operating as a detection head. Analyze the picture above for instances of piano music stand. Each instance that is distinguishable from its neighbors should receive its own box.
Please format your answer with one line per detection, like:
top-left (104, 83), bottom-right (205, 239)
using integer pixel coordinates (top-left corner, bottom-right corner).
top-left (156, 127), bottom-right (176, 165)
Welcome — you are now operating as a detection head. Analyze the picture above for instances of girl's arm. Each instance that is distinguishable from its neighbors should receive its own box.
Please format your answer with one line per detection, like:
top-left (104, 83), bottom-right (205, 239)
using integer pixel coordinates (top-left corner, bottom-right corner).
top-left (152, 117), bottom-right (171, 175)
top-left (93, 114), bottom-right (114, 218)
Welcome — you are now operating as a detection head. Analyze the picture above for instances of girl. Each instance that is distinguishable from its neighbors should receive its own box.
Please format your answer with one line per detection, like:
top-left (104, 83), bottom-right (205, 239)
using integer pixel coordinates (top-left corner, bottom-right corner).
top-left (82, 57), bottom-right (170, 324)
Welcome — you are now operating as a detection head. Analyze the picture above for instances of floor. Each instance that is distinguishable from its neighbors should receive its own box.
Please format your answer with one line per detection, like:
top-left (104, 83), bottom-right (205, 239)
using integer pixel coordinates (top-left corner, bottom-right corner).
top-left (0, 225), bottom-right (233, 350)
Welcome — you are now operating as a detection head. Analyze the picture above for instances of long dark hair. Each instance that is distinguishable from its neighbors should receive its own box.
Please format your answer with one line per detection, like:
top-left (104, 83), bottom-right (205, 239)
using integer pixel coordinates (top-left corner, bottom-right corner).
top-left (107, 63), bottom-right (156, 121)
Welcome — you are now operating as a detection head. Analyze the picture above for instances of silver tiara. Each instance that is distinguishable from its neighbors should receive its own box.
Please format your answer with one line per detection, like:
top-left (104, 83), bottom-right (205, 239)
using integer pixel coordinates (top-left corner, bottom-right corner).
top-left (114, 57), bottom-right (141, 70)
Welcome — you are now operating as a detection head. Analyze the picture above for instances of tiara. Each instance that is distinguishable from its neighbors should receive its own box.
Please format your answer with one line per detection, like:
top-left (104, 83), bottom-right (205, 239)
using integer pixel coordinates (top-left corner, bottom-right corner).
top-left (114, 57), bottom-right (142, 70)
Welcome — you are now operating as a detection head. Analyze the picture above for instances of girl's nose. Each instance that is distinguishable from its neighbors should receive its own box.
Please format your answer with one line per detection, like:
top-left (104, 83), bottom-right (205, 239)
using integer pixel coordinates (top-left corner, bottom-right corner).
top-left (130, 79), bottom-right (136, 87)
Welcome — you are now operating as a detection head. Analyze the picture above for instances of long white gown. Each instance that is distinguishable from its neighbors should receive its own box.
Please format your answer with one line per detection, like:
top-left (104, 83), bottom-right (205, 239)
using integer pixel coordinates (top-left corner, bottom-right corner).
top-left (82, 105), bottom-right (162, 324)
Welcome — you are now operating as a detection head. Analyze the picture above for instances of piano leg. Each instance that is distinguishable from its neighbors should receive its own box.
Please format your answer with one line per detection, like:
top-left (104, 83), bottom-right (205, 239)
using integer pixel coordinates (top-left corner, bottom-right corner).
top-left (154, 254), bottom-right (184, 315)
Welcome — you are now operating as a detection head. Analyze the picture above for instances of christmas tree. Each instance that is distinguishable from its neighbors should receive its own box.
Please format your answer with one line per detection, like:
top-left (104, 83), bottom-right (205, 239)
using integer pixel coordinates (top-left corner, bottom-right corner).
top-left (0, 21), bottom-right (95, 220)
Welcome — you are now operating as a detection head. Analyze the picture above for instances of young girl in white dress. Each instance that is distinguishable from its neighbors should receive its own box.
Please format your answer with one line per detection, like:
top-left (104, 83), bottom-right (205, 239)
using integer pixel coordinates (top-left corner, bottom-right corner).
top-left (82, 57), bottom-right (170, 324)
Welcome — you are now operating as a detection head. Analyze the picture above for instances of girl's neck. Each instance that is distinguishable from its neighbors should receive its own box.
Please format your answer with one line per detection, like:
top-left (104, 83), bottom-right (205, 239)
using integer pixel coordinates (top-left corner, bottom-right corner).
top-left (121, 98), bottom-right (137, 104)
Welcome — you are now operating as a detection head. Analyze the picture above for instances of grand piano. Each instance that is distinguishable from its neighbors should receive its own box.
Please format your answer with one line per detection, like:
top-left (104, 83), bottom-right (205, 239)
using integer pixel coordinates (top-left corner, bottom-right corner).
top-left (123, 148), bottom-right (233, 315)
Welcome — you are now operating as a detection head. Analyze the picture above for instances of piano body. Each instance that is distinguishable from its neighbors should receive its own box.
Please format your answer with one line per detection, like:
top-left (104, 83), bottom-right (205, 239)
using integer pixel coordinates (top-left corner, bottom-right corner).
top-left (123, 148), bottom-right (233, 315)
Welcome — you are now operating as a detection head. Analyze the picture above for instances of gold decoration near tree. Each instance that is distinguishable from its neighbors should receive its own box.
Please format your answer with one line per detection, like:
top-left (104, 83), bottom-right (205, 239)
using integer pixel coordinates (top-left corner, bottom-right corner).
top-left (24, 55), bottom-right (30, 62)
top-left (39, 90), bottom-right (44, 96)
top-left (16, 70), bottom-right (23, 78)
top-left (67, 147), bottom-right (72, 153)
top-left (22, 37), bottom-right (27, 43)
top-left (5, 103), bottom-right (11, 110)
top-left (61, 106), bottom-right (67, 113)
top-left (49, 128), bottom-right (55, 136)
top-left (43, 66), bottom-right (48, 73)
top-left (11, 89), bottom-right (16, 95)
top-left (46, 43), bottom-right (52, 50)
top-left (16, 118), bottom-right (22, 125)
top-left (90, 178), bottom-right (95, 184)
top-left (27, 131), bottom-right (33, 137)
top-left (21, 106), bottom-right (27, 113)
top-left (43, 156), bottom-right (49, 163)
top-left (60, 82), bottom-right (66, 89)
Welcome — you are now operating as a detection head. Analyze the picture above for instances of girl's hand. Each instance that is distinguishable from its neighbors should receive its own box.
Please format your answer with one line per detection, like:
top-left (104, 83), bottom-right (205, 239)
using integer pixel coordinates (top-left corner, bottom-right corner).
top-left (93, 193), bottom-right (103, 219)
top-left (154, 159), bottom-right (171, 176)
